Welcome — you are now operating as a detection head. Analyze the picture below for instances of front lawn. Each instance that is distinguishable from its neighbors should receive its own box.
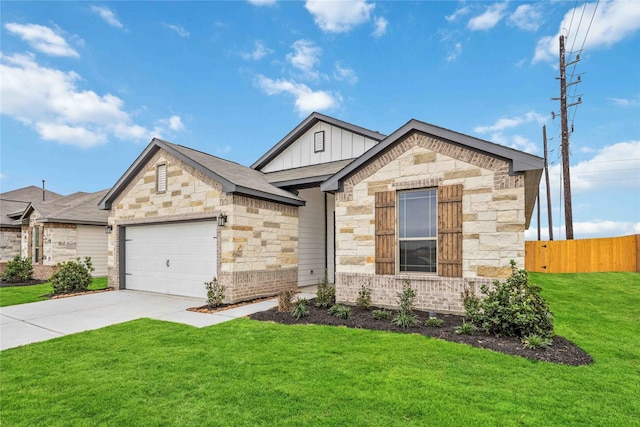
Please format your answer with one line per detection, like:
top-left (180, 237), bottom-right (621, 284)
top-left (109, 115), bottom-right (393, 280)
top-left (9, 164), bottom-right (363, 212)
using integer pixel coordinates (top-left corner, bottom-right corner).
top-left (1, 272), bottom-right (638, 426)
top-left (0, 277), bottom-right (108, 307)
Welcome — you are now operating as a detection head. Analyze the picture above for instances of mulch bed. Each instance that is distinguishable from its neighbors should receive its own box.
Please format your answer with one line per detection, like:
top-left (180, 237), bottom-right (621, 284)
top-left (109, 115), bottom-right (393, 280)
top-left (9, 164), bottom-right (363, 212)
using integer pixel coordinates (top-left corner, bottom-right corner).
top-left (188, 296), bottom-right (276, 314)
top-left (250, 298), bottom-right (593, 366)
top-left (0, 279), bottom-right (47, 288)
top-left (49, 288), bottom-right (114, 299)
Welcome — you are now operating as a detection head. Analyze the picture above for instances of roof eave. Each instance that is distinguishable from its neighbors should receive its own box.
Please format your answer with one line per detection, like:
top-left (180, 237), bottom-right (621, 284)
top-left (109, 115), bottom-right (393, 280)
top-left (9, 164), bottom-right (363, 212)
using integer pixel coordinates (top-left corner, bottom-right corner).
top-left (37, 218), bottom-right (108, 226)
top-left (270, 174), bottom-right (335, 189)
top-left (233, 187), bottom-right (305, 206)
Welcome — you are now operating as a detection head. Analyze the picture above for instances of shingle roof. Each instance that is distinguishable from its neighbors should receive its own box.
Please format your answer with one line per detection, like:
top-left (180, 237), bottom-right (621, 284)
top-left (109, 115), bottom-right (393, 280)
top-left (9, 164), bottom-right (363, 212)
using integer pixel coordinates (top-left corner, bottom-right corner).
top-left (264, 159), bottom-right (354, 187)
top-left (26, 190), bottom-right (110, 225)
top-left (99, 138), bottom-right (305, 210)
top-left (0, 186), bottom-right (63, 227)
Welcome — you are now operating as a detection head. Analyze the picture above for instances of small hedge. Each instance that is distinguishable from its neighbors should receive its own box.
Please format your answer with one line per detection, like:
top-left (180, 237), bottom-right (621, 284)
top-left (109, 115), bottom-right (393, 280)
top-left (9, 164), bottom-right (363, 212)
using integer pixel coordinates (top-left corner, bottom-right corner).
top-left (463, 261), bottom-right (554, 338)
top-left (49, 257), bottom-right (94, 295)
top-left (1, 255), bottom-right (34, 283)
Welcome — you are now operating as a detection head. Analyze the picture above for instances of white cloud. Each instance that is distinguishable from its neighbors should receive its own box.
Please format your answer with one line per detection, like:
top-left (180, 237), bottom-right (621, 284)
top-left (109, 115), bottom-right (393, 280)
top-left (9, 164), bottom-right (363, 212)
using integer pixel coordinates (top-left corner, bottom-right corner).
top-left (608, 97), bottom-right (640, 107)
top-left (247, 0), bottom-right (277, 6)
top-left (286, 39), bottom-right (322, 79)
top-left (533, 0), bottom-right (640, 63)
top-left (90, 6), bottom-right (123, 29)
top-left (547, 141), bottom-right (640, 193)
top-left (5, 23), bottom-right (79, 58)
top-left (255, 75), bottom-right (340, 115)
top-left (467, 2), bottom-right (508, 31)
top-left (474, 111), bottom-right (546, 134)
top-left (446, 6), bottom-right (470, 22)
top-left (159, 115), bottom-right (184, 132)
top-left (0, 53), bottom-right (178, 148)
top-left (510, 135), bottom-right (538, 154)
top-left (508, 4), bottom-right (542, 31)
top-left (333, 62), bottom-right (358, 85)
top-left (372, 16), bottom-right (387, 37)
top-left (164, 24), bottom-right (189, 37)
top-left (241, 40), bottom-right (273, 60)
top-left (305, 0), bottom-right (375, 33)
top-left (446, 42), bottom-right (462, 62)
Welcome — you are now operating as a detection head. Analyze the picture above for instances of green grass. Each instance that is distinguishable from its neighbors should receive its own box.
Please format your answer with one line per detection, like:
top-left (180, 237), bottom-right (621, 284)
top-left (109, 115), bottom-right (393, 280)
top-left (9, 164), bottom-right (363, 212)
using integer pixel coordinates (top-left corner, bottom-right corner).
top-left (1, 272), bottom-right (639, 426)
top-left (0, 277), bottom-right (108, 307)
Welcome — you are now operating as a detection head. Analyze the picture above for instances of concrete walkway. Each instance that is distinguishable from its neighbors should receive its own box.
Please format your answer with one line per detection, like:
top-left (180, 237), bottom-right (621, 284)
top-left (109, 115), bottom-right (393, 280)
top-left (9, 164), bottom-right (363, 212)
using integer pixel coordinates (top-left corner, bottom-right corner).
top-left (0, 288), bottom-right (315, 351)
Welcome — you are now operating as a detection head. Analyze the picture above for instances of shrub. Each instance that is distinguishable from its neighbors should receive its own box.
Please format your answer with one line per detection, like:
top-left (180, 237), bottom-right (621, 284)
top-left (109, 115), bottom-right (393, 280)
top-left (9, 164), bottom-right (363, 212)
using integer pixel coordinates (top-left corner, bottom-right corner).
top-left (424, 318), bottom-right (444, 327)
top-left (315, 271), bottom-right (335, 308)
top-left (355, 283), bottom-right (372, 310)
top-left (205, 277), bottom-right (226, 308)
top-left (462, 260), bottom-right (554, 338)
top-left (372, 309), bottom-right (392, 320)
top-left (291, 298), bottom-right (310, 319)
top-left (455, 321), bottom-right (477, 335)
top-left (277, 288), bottom-right (297, 313)
top-left (1, 255), bottom-right (33, 283)
top-left (522, 334), bottom-right (553, 349)
top-left (49, 257), bottom-right (94, 295)
top-left (328, 304), bottom-right (352, 319)
top-left (392, 279), bottom-right (419, 328)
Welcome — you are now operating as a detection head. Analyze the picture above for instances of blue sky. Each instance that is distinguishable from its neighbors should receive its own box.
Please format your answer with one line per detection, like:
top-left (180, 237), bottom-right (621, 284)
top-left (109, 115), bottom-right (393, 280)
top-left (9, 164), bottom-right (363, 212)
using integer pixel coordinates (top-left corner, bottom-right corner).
top-left (1, 0), bottom-right (638, 240)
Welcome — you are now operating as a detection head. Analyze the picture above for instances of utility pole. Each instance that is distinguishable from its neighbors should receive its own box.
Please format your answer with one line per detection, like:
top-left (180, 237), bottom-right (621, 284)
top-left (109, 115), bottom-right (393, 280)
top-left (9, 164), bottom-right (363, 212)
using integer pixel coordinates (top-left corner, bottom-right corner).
top-left (543, 125), bottom-right (553, 240)
top-left (554, 35), bottom-right (581, 240)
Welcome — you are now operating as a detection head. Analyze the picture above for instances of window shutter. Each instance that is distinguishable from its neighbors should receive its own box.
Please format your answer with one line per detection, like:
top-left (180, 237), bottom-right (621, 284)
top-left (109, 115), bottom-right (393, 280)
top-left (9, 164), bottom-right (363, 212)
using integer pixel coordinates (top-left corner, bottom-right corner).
top-left (375, 191), bottom-right (396, 275)
top-left (438, 184), bottom-right (463, 277)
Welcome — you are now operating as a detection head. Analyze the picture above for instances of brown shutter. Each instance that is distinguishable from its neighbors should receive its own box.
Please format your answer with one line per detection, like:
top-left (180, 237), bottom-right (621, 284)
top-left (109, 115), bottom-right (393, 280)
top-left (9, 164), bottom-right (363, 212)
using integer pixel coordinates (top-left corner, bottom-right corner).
top-left (438, 184), bottom-right (463, 277)
top-left (375, 191), bottom-right (395, 275)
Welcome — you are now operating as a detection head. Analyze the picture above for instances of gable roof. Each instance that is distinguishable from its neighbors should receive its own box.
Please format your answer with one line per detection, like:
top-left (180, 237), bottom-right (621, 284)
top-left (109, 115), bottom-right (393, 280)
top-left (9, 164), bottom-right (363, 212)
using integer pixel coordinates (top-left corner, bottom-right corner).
top-left (21, 190), bottom-right (110, 226)
top-left (265, 159), bottom-right (354, 188)
top-left (251, 112), bottom-right (387, 171)
top-left (99, 138), bottom-right (305, 210)
top-left (0, 186), bottom-right (63, 227)
top-left (321, 119), bottom-right (544, 227)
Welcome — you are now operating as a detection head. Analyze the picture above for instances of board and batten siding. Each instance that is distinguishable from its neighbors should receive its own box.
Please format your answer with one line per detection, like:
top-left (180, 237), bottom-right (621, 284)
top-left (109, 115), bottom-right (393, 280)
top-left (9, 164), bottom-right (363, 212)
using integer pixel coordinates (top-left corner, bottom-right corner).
top-left (326, 193), bottom-right (336, 284)
top-left (76, 225), bottom-right (108, 277)
top-left (261, 122), bottom-right (379, 173)
top-left (297, 188), bottom-right (328, 286)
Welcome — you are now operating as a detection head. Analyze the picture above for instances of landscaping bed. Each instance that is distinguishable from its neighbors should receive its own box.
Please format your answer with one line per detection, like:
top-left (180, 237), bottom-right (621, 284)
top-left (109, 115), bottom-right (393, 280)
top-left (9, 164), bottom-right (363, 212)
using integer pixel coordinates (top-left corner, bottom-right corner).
top-left (0, 279), bottom-right (47, 288)
top-left (250, 298), bottom-right (593, 366)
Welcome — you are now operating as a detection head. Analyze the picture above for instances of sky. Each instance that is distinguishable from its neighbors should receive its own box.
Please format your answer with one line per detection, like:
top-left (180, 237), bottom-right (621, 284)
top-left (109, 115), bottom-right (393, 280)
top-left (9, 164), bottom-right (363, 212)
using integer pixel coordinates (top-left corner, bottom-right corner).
top-left (1, 0), bottom-right (639, 240)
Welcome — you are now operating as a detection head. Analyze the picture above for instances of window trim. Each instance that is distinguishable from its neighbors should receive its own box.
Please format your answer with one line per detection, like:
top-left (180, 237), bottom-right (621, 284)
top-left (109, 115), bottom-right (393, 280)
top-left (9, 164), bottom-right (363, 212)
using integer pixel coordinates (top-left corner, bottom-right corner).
top-left (156, 163), bottom-right (167, 194)
top-left (396, 188), bottom-right (438, 275)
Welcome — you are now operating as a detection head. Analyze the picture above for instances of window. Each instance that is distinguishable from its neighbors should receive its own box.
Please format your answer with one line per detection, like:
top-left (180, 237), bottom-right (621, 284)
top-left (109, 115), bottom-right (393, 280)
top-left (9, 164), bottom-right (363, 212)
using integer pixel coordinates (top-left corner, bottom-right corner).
top-left (314, 131), bottom-right (325, 153)
top-left (398, 189), bottom-right (437, 273)
top-left (32, 226), bottom-right (40, 263)
top-left (156, 163), bottom-right (167, 193)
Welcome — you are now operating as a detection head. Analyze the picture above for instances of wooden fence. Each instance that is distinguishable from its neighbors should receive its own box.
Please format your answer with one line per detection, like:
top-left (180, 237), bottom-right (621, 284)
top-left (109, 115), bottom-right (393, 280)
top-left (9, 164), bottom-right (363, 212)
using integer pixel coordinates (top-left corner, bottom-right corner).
top-left (525, 234), bottom-right (640, 273)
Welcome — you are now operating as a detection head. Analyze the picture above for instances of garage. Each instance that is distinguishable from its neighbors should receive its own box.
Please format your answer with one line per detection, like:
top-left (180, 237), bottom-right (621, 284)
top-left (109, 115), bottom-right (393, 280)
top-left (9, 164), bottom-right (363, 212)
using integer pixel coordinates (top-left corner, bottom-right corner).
top-left (124, 221), bottom-right (217, 299)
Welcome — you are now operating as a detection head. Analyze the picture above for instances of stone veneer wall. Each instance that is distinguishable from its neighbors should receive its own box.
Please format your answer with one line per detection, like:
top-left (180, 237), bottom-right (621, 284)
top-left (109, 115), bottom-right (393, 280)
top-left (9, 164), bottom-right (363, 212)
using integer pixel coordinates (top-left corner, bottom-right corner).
top-left (334, 132), bottom-right (526, 314)
top-left (107, 148), bottom-right (298, 302)
top-left (0, 228), bottom-right (21, 262)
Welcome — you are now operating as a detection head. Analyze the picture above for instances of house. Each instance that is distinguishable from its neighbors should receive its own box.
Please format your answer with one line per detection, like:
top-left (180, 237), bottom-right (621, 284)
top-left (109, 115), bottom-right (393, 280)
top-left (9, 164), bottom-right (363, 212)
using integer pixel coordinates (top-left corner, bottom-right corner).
top-left (99, 113), bottom-right (543, 313)
top-left (0, 187), bottom-right (110, 279)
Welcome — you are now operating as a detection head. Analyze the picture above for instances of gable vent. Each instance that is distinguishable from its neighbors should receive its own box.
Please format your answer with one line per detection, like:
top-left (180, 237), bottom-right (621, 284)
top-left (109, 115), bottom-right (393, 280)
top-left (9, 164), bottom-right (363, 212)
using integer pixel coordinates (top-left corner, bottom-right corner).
top-left (314, 131), bottom-right (325, 153)
top-left (156, 163), bottom-right (167, 193)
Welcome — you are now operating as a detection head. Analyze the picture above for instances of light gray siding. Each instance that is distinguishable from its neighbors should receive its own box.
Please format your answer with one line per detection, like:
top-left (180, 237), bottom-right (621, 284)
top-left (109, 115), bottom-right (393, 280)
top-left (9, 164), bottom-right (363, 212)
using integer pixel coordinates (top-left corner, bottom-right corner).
top-left (297, 188), bottom-right (327, 287)
top-left (261, 122), bottom-right (378, 173)
top-left (326, 193), bottom-right (335, 284)
top-left (76, 225), bottom-right (108, 277)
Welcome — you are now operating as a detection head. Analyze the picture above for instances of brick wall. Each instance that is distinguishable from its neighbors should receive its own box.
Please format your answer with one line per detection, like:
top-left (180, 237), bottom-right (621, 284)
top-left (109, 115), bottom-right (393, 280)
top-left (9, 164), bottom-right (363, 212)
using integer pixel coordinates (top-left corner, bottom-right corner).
top-left (334, 131), bottom-right (525, 313)
top-left (0, 228), bottom-right (21, 262)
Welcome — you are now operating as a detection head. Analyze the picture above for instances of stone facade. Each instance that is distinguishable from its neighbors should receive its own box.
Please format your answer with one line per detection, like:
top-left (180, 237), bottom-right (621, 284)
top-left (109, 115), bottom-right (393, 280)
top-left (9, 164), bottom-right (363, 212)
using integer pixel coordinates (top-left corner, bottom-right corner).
top-left (107, 148), bottom-right (299, 302)
top-left (0, 227), bottom-right (21, 262)
top-left (334, 132), bottom-right (526, 314)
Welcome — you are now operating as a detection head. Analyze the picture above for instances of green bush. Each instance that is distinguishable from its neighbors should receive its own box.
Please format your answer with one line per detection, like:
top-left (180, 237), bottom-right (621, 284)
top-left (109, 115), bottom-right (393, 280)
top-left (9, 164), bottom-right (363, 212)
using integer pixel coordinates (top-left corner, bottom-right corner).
top-left (315, 271), bottom-right (335, 308)
top-left (424, 318), bottom-right (444, 327)
top-left (372, 309), bottom-right (392, 320)
top-left (355, 283), bottom-right (372, 310)
top-left (49, 257), bottom-right (94, 295)
top-left (1, 255), bottom-right (33, 283)
top-left (205, 277), bottom-right (226, 308)
top-left (291, 298), bottom-right (310, 319)
top-left (328, 304), bottom-right (352, 319)
top-left (455, 321), bottom-right (477, 335)
top-left (462, 260), bottom-right (554, 338)
top-left (392, 279), bottom-right (419, 328)
top-left (522, 334), bottom-right (553, 349)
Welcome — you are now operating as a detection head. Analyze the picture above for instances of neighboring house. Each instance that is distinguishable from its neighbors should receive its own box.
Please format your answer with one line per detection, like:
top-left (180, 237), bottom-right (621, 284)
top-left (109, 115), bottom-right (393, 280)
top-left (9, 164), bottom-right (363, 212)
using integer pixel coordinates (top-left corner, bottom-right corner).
top-left (1, 186), bottom-right (62, 264)
top-left (0, 187), bottom-right (110, 279)
top-left (100, 112), bottom-right (543, 313)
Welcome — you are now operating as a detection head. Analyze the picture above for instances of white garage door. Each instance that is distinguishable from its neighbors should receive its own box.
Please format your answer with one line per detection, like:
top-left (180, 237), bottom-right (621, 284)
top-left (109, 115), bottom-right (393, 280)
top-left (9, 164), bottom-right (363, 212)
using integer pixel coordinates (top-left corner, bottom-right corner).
top-left (125, 221), bottom-right (217, 299)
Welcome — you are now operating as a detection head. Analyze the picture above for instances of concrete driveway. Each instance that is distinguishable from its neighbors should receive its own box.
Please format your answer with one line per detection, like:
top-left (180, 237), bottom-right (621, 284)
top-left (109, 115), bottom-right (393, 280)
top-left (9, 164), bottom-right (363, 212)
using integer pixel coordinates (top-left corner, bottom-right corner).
top-left (0, 290), bottom-right (280, 351)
